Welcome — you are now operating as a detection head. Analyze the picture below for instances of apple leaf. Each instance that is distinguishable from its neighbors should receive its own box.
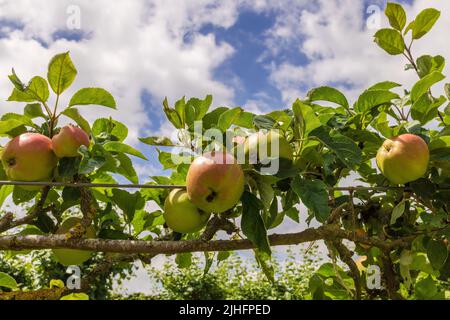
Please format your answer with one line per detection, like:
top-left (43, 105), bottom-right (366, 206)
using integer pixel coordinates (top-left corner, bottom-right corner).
top-left (60, 293), bottom-right (90, 300)
top-left (253, 115), bottom-right (276, 130)
top-left (374, 28), bottom-right (405, 55)
top-left (139, 136), bottom-right (174, 147)
top-left (47, 52), bottom-right (77, 94)
top-left (354, 89), bottom-right (399, 113)
top-left (103, 142), bottom-right (147, 160)
top-left (306, 86), bottom-right (349, 109)
top-left (427, 239), bottom-right (448, 270)
top-left (111, 189), bottom-right (145, 223)
top-left (241, 191), bottom-right (271, 256)
top-left (218, 107), bottom-right (243, 132)
top-left (292, 99), bottom-right (322, 138)
top-left (385, 2), bottom-right (407, 31)
top-left (390, 200), bottom-right (406, 225)
top-left (416, 55), bottom-right (445, 79)
top-left (69, 88), bottom-right (116, 109)
top-left (310, 126), bottom-right (362, 169)
top-left (412, 8), bottom-right (440, 40)
top-left (410, 71), bottom-right (445, 102)
top-left (8, 76), bottom-right (49, 103)
top-left (92, 118), bottom-right (128, 142)
top-left (163, 97), bottom-right (183, 129)
top-left (292, 177), bottom-right (330, 223)
top-left (414, 276), bottom-right (438, 299)
top-left (61, 108), bottom-right (91, 135)
top-left (367, 81), bottom-right (401, 91)
top-left (176, 253), bottom-right (193, 269)
top-left (0, 185), bottom-right (14, 211)
top-left (0, 272), bottom-right (18, 289)
top-left (411, 94), bottom-right (446, 124)
top-left (116, 153), bottom-right (139, 184)
top-left (24, 103), bottom-right (46, 119)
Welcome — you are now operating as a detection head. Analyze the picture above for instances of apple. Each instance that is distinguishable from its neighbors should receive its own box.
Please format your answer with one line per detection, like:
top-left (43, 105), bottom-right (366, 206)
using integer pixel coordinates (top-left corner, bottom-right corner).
top-left (163, 189), bottom-right (211, 233)
top-left (376, 134), bottom-right (429, 185)
top-left (1, 133), bottom-right (57, 188)
top-left (52, 217), bottom-right (95, 266)
top-left (186, 151), bottom-right (245, 213)
top-left (244, 130), bottom-right (293, 165)
top-left (52, 125), bottom-right (90, 158)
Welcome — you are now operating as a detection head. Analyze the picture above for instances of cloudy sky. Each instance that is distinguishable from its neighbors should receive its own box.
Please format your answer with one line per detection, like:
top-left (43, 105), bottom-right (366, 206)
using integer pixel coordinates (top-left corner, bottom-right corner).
top-left (1, 0), bottom-right (449, 294)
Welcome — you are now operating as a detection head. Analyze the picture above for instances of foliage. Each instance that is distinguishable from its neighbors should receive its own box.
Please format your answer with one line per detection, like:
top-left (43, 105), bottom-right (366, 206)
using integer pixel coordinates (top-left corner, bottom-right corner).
top-left (0, 2), bottom-right (449, 300)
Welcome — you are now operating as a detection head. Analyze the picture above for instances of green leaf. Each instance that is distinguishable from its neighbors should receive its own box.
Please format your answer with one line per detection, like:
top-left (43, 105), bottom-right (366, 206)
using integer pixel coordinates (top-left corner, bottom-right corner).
top-left (217, 107), bottom-right (242, 132)
top-left (390, 200), bottom-right (406, 225)
top-left (0, 272), bottom-right (18, 289)
top-left (445, 83), bottom-right (450, 100)
top-left (233, 111), bottom-right (254, 129)
top-left (410, 71), bottom-right (445, 102)
top-left (0, 119), bottom-right (28, 134)
top-left (310, 126), bottom-right (362, 169)
top-left (203, 107), bottom-right (228, 130)
top-left (253, 115), bottom-right (276, 130)
top-left (415, 276), bottom-right (438, 300)
top-left (354, 89), bottom-right (399, 113)
top-left (103, 142), bottom-right (147, 160)
top-left (60, 293), bottom-right (89, 300)
top-left (411, 94), bottom-right (446, 124)
top-left (61, 108), bottom-right (91, 135)
top-left (27, 76), bottom-right (50, 102)
top-left (176, 253), bottom-right (192, 269)
top-left (188, 95), bottom-right (213, 122)
top-left (92, 118), bottom-right (128, 142)
top-left (385, 2), bottom-right (407, 31)
top-left (292, 100), bottom-right (322, 138)
top-left (157, 149), bottom-right (177, 170)
top-left (307, 86), bottom-right (349, 109)
top-left (367, 81), bottom-right (401, 91)
top-left (412, 8), bottom-right (440, 40)
top-left (292, 177), bottom-right (330, 223)
top-left (111, 189), bottom-right (144, 223)
top-left (241, 191), bottom-right (271, 255)
top-left (139, 136), bottom-right (174, 147)
top-left (69, 88), bottom-right (116, 109)
top-left (47, 52), bottom-right (77, 94)
top-left (0, 185), bottom-right (13, 210)
top-left (416, 55), bottom-right (445, 78)
top-left (427, 239), bottom-right (448, 270)
top-left (24, 103), bottom-right (46, 119)
top-left (374, 28), bottom-right (405, 55)
top-left (8, 76), bottom-right (49, 103)
top-left (116, 153), bottom-right (138, 184)
top-left (163, 97), bottom-right (183, 129)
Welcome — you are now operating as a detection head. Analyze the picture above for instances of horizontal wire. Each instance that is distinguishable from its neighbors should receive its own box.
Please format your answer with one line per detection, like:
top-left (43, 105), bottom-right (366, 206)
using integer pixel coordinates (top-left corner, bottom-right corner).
top-left (0, 181), bottom-right (449, 192)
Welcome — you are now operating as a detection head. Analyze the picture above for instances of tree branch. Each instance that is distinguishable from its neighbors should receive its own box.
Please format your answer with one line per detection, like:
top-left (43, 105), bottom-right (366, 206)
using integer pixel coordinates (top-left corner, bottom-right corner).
top-left (0, 225), bottom-right (414, 254)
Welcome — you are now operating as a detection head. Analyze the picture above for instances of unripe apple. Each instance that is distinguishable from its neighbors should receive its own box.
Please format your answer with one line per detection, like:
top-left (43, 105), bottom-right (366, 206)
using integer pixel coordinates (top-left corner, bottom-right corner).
top-left (163, 189), bottom-right (211, 233)
top-left (244, 130), bottom-right (293, 165)
top-left (1, 133), bottom-right (57, 188)
top-left (52, 125), bottom-right (90, 158)
top-left (186, 151), bottom-right (245, 213)
top-left (52, 217), bottom-right (95, 266)
top-left (376, 134), bottom-right (429, 185)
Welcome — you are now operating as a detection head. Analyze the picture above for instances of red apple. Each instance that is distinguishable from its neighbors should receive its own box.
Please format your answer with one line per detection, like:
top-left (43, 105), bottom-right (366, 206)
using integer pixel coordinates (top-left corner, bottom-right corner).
top-left (1, 133), bottom-right (57, 186)
top-left (52, 125), bottom-right (90, 158)
top-left (186, 151), bottom-right (245, 213)
top-left (376, 134), bottom-right (429, 184)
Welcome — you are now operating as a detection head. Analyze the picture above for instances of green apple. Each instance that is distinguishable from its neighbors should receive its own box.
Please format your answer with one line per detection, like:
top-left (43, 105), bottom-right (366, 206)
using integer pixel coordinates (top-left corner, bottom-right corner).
top-left (186, 151), bottom-right (245, 213)
top-left (52, 217), bottom-right (95, 266)
top-left (164, 189), bottom-right (211, 233)
top-left (376, 134), bottom-right (429, 184)
top-left (52, 125), bottom-right (90, 158)
top-left (244, 130), bottom-right (293, 165)
top-left (1, 133), bottom-right (57, 189)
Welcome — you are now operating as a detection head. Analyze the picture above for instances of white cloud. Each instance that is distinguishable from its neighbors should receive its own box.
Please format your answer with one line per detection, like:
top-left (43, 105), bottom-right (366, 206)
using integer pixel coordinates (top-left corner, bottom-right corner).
top-left (0, 0), bottom-right (239, 146)
top-left (268, 0), bottom-right (450, 104)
